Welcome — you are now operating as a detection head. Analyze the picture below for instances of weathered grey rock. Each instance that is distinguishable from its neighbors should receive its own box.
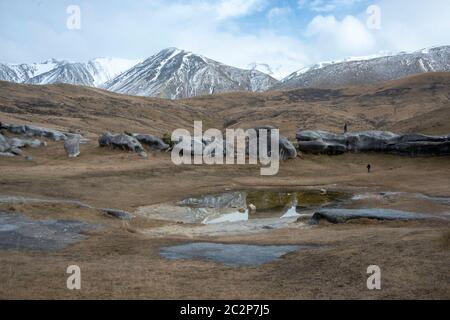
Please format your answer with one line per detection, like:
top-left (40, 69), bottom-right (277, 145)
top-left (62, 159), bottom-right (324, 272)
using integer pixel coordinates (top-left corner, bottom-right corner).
top-left (296, 130), bottom-right (450, 156)
top-left (6, 137), bottom-right (45, 149)
top-left (0, 122), bottom-right (67, 141)
top-left (160, 242), bottom-right (303, 266)
top-left (0, 134), bottom-right (10, 153)
top-left (0, 152), bottom-right (15, 157)
top-left (9, 147), bottom-right (23, 156)
top-left (0, 133), bottom-right (47, 158)
top-left (132, 134), bottom-right (170, 151)
top-left (279, 136), bottom-right (298, 160)
top-left (64, 135), bottom-right (81, 158)
top-left (177, 192), bottom-right (247, 209)
top-left (172, 135), bottom-right (205, 156)
top-left (253, 126), bottom-right (298, 160)
top-left (101, 208), bottom-right (132, 220)
top-left (309, 208), bottom-right (429, 224)
top-left (98, 132), bottom-right (114, 147)
top-left (98, 133), bottom-right (146, 154)
top-left (0, 212), bottom-right (101, 250)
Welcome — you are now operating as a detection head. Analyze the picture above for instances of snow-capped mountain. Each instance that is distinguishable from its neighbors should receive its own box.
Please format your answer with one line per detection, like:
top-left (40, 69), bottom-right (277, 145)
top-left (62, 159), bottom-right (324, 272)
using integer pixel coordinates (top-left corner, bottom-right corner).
top-left (274, 46), bottom-right (450, 90)
top-left (27, 58), bottom-right (140, 87)
top-left (0, 59), bottom-right (62, 83)
top-left (104, 48), bottom-right (278, 99)
top-left (0, 58), bottom-right (139, 87)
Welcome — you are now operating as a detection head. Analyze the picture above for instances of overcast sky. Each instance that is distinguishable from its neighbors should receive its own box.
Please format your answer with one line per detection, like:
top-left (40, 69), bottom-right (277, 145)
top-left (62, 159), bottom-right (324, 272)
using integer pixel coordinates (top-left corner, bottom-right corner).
top-left (1, 0), bottom-right (449, 78)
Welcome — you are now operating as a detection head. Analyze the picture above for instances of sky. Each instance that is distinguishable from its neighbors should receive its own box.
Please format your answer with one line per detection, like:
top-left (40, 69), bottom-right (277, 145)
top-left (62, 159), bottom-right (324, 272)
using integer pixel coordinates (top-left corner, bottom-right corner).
top-left (1, 0), bottom-right (449, 79)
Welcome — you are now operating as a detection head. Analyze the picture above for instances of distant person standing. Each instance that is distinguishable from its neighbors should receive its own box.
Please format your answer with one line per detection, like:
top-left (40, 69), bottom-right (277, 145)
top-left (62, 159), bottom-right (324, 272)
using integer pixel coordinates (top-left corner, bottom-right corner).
top-left (344, 123), bottom-right (348, 134)
top-left (367, 164), bottom-right (372, 173)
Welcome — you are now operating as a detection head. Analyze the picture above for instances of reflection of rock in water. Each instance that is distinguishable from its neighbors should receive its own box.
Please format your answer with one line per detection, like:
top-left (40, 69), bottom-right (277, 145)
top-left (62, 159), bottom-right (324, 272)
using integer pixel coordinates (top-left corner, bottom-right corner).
top-left (160, 242), bottom-right (304, 266)
top-left (177, 192), bottom-right (247, 209)
top-left (137, 190), bottom-right (349, 225)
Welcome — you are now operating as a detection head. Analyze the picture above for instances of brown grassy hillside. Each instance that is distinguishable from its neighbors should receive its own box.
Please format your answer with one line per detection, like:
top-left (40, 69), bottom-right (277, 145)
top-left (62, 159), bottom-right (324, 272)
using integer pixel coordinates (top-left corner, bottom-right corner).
top-left (1, 72), bottom-right (449, 139)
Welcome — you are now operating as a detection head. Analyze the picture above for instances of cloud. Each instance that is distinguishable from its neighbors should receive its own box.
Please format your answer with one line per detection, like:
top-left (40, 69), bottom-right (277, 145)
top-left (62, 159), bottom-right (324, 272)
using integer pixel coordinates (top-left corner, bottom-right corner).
top-left (298, 0), bottom-right (363, 12)
top-left (1, 0), bottom-right (450, 80)
top-left (305, 14), bottom-right (375, 55)
top-left (372, 0), bottom-right (450, 52)
top-left (216, 0), bottom-right (268, 20)
top-left (267, 7), bottom-right (292, 21)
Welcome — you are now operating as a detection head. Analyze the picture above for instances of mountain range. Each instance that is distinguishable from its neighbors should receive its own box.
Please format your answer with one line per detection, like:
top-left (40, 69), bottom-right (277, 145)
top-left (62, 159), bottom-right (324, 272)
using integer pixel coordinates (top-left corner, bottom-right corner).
top-left (276, 46), bottom-right (450, 90)
top-left (1, 45), bottom-right (449, 99)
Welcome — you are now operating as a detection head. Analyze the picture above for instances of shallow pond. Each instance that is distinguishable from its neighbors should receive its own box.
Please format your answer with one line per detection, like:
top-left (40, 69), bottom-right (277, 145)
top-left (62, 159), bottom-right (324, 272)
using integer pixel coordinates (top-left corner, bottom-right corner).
top-left (177, 190), bottom-right (348, 224)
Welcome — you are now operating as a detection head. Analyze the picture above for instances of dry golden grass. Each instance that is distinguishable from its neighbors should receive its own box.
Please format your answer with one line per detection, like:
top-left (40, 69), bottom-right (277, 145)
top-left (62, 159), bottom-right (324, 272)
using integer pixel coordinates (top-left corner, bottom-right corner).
top-left (1, 72), bottom-right (450, 139)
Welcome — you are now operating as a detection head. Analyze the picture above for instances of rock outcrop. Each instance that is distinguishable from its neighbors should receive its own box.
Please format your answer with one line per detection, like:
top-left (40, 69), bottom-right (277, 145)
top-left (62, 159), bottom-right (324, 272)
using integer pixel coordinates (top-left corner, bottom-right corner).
top-left (172, 136), bottom-right (206, 156)
top-left (254, 126), bottom-right (298, 160)
top-left (0, 122), bottom-right (67, 141)
top-left (0, 212), bottom-right (101, 250)
top-left (99, 133), bottom-right (147, 157)
top-left (101, 208), bottom-right (132, 220)
top-left (308, 208), bottom-right (431, 224)
top-left (0, 133), bottom-right (45, 157)
top-left (132, 134), bottom-right (170, 151)
top-left (296, 130), bottom-right (450, 156)
top-left (64, 135), bottom-right (81, 158)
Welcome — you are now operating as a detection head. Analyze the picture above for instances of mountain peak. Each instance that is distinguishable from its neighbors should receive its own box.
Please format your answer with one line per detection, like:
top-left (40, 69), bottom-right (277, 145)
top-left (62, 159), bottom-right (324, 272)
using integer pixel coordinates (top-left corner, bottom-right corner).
top-left (104, 49), bottom-right (278, 99)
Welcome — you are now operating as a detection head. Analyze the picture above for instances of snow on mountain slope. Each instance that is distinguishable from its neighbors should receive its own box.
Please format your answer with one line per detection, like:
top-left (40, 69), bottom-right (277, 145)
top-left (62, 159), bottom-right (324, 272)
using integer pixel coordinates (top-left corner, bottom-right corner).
top-left (0, 58), bottom-right (138, 87)
top-left (26, 58), bottom-right (140, 87)
top-left (27, 62), bottom-right (96, 86)
top-left (274, 46), bottom-right (450, 90)
top-left (104, 48), bottom-right (279, 99)
top-left (0, 59), bottom-right (61, 83)
top-left (87, 58), bottom-right (141, 86)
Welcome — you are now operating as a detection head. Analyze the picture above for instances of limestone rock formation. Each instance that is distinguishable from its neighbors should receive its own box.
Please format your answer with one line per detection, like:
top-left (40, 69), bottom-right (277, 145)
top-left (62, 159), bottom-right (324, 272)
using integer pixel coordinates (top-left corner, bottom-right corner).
top-left (0, 122), bottom-right (67, 141)
top-left (0, 133), bottom-right (45, 157)
top-left (132, 134), bottom-right (170, 151)
top-left (254, 126), bottom-right (298, 160)
top-left (64, 135), bottom-right (81, 158)
top-left (98, 133), bottom-right (147, 157)
top-left (296, 130), bottom-right (450, 156)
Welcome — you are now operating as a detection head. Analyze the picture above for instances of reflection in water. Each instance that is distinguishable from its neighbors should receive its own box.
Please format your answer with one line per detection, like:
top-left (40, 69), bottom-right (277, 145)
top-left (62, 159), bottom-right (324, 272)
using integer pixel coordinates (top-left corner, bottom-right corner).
top-left (177, 190), bottom-right (347, 224)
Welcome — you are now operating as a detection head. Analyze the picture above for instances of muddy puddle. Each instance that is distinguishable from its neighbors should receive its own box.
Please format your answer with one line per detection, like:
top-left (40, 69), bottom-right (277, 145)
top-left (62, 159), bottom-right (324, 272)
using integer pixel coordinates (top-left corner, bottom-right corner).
top-left (137, 190), bottom-right (349, 224)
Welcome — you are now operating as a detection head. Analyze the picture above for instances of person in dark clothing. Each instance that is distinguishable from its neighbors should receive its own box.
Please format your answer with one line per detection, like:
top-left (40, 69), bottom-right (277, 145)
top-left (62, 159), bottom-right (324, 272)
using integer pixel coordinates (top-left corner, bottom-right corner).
top-left (367, 164), bottom-right (371, 173)
top-left (344, 123), bottom-right (348, 133)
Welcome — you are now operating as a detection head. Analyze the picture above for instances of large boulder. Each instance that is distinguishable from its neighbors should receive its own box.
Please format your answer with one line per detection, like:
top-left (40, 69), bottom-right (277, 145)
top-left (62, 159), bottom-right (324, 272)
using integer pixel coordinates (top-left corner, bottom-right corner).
top-left (253, 126), bottom-right (297, 160)
top-left (99, 133), bottom-right (147, 157)
top-left (0, 133), bottom-right (45, 157)
top-left (132, 134), bottom-right (170, 151)
top-left (296, 130), bottom-right (450, 156)
top-left (64, 135), bottom-right (81, 158)
top-left (0, 122), bottom-right (67, 141)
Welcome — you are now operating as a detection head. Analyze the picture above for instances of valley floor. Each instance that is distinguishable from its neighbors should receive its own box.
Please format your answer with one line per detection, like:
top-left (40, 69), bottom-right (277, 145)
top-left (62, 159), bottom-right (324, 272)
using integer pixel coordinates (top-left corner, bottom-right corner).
top-left (0, 141), bottom-right (449, 299)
